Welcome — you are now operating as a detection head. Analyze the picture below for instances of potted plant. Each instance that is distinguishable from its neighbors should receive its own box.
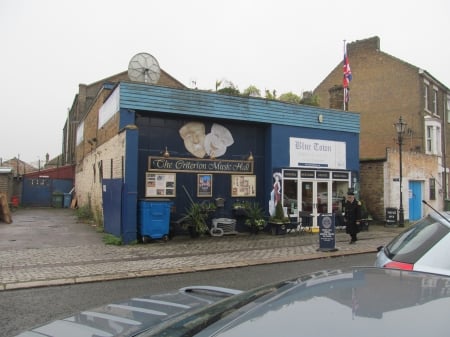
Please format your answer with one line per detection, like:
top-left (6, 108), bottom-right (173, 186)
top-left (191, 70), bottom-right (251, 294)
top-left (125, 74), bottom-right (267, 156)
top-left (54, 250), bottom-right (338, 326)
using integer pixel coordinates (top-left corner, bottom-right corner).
top-left (181, 202), bottom-right (212, 238)
top-left (232, 200), bottom-right (248, 217)
top-left (244, 202), bottom-right (266, 234)
top-left (269, 201), bottom-right (290, 235)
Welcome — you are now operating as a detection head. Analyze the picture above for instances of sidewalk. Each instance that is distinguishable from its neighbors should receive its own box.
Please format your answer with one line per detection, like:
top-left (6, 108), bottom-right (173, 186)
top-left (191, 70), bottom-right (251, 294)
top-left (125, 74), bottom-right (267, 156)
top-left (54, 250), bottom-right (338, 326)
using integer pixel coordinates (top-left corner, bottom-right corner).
top-left (0, 208), bottom-right (403, 291)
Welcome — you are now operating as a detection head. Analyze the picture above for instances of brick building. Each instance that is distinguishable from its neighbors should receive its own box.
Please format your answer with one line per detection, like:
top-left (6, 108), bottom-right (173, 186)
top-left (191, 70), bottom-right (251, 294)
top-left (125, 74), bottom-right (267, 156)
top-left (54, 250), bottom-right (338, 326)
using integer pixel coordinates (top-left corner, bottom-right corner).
top-left (63, 69), bottom-right (186, 166)
top-left (314, 36), bottom-right (450, 222)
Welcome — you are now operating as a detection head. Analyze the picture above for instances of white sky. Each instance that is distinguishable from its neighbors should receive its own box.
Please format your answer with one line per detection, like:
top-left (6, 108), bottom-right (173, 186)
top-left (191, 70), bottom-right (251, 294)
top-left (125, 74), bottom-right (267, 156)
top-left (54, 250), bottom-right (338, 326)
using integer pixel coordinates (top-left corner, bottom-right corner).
top-left (1, 0), bottom-right (449, 165)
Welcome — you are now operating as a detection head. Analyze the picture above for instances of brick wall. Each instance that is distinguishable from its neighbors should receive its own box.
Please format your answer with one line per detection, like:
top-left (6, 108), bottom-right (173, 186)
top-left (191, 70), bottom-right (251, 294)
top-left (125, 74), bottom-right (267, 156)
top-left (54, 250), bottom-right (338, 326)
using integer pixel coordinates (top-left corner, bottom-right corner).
top-left (360, 158), bottom-right (385, 220)
top-left (314, 36), bottom-right (424, 159)
top-left (75, 132), bottom-right (125, 220)
top-left (66, 67), bottom-right (186, 165)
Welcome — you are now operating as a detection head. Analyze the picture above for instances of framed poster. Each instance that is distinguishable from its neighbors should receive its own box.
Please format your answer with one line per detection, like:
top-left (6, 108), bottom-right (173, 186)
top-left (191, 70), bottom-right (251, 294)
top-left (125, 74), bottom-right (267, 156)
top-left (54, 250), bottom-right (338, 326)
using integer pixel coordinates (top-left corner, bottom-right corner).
top-left (197, 174), bottom-right (212, 197)
top-left (231, 175), bottom-right (256, 197)
top-left (145, 172), bottom-right (176, 197)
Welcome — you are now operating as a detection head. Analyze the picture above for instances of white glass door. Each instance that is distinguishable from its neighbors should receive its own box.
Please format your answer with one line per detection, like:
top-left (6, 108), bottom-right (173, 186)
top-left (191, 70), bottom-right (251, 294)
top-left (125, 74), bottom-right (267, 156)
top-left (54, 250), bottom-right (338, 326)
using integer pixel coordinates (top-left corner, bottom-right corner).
top-left (300, 181), bottom-right (330, 228)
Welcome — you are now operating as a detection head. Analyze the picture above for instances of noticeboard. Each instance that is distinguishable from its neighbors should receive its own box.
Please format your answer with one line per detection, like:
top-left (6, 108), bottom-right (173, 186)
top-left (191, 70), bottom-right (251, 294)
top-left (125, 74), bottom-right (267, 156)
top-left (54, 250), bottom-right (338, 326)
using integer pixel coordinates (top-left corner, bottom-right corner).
top-left (145, 172), bottom-right (176, 197)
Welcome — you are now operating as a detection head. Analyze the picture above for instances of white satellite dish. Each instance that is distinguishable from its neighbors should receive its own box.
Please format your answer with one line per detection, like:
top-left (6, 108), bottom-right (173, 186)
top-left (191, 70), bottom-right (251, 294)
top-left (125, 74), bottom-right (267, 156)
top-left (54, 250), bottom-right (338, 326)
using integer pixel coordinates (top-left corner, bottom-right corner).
top-left (128, 52), bottom-right (161, 84)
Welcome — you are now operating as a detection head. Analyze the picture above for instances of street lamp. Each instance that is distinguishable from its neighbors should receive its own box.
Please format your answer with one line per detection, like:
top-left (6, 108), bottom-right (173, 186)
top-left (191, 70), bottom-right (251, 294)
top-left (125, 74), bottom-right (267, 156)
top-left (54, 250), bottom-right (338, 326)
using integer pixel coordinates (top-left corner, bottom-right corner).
top-left (394, 116), bottom-right (407, 227)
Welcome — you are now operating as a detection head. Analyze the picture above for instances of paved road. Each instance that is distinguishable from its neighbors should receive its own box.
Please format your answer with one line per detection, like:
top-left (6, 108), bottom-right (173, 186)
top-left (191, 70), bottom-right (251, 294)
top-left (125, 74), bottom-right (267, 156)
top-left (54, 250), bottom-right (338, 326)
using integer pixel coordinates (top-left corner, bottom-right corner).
top-left (0, 208), bottom-right (403, 291)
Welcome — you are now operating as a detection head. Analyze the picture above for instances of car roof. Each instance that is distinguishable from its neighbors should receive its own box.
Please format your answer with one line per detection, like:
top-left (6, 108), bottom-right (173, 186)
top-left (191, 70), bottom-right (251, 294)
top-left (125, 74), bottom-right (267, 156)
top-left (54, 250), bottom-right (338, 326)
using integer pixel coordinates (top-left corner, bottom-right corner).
top-left (195, 267), bottom-right (450, 337)
top-left (15, 268), bottom-right (450, 337)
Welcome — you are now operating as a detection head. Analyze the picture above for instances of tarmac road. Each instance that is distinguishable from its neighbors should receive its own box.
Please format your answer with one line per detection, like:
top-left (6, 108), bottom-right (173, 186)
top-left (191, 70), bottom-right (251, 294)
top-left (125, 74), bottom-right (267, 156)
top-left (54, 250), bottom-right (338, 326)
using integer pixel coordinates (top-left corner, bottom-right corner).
top-left (0, 207), bottom-right (403, 291)
top-left (0, 208), bottom-right (103, 250)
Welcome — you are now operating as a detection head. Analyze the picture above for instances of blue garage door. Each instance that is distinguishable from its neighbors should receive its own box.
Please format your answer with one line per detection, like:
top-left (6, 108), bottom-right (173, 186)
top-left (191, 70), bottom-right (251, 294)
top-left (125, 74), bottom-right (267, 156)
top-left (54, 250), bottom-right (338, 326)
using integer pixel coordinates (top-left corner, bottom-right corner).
top-left (22, 177), bottom-right (52, 206)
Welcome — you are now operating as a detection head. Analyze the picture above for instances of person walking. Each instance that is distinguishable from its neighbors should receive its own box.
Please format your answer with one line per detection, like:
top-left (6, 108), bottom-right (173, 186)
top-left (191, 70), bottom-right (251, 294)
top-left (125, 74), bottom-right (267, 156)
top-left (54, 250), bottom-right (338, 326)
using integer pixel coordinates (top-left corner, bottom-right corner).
top-left (344, 191), bottom-right (362, 244)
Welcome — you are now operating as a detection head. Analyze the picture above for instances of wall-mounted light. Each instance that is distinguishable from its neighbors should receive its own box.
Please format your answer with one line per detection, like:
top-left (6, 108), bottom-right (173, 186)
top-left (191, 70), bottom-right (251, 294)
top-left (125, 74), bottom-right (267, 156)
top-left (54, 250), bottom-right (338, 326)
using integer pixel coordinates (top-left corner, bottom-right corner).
top-left (163, 146), bottom-right (170, 158)
top-left (248, 152), bottom-right (254, 161)
top-left (318, 114), bottom-right (324, 123)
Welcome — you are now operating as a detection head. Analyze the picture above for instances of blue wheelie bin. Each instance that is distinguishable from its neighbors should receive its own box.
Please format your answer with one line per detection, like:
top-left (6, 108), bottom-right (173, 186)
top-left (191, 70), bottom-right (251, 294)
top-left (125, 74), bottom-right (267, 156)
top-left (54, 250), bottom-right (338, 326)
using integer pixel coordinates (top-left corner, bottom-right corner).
top-left (138, 199), bottom-right (172, 243)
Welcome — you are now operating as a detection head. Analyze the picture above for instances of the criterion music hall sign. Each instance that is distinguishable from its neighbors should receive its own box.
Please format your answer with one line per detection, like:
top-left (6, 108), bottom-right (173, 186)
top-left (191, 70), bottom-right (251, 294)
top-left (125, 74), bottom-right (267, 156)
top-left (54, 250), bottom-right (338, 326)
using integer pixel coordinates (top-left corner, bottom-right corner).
top-left (148, 156), bottom-right (254, 174)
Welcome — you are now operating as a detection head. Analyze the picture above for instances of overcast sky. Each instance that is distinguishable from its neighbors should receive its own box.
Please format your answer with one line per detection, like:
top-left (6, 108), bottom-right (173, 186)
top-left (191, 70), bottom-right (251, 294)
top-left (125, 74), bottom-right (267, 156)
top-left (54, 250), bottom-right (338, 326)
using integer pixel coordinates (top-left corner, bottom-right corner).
top-left (1, 0), bottom-right (449, 165)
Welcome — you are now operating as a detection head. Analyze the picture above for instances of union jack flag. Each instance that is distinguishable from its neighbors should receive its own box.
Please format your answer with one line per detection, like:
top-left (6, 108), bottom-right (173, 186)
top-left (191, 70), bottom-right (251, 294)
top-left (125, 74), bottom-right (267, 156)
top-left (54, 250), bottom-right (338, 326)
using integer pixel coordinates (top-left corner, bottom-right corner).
top-left (343, 50), bottom-right (352, 88)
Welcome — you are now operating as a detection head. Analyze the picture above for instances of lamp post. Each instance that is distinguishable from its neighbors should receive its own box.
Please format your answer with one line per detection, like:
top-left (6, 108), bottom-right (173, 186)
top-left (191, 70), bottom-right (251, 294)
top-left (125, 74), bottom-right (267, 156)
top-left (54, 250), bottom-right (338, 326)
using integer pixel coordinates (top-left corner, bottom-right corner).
top-left (394, 116), bottom-right (407, 227)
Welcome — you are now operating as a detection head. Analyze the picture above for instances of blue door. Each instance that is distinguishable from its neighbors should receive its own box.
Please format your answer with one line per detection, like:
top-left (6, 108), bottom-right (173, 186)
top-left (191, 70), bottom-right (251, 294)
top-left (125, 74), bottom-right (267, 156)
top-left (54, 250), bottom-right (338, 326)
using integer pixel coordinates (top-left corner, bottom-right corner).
top-left (408, 181), bottom-right (422, 221)
top-left (102, 179), bottom-right (123, 237)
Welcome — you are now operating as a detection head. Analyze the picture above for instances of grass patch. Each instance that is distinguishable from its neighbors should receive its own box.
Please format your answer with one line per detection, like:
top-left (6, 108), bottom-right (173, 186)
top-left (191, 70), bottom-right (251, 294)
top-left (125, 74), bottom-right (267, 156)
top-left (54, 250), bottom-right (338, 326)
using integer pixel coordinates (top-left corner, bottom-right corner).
top-left (75, 205), bottom-right (94, 222)
top-left (103, 233), bottom-right (122, 245)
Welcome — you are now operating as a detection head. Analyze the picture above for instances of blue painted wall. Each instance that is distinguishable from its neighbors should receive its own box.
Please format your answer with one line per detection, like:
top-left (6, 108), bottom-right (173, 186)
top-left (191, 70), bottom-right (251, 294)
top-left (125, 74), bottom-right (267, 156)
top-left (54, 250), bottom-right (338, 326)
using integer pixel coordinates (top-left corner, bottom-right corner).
top-left (135, 113), bottom-right (267, 229)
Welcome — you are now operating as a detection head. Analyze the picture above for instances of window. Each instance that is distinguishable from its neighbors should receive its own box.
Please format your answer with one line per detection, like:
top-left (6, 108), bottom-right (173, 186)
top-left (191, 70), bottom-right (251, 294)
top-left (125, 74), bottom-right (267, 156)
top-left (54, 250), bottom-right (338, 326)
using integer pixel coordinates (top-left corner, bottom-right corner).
top-left (76, 120), bottom-right (84, 145)
top-left (424, 119), bottom-right (442, 155)
top-left (436, 126), bottom-right (441, 154)
top-left (426, 126), bottom-right (433, 153)
top-left (447, 95), bottom-right (450, 123)
top-left (429, 178), bottom-right (436, 200)
top-left (424, 81), bottom-right (430, 111)
top-left (433, 86), bottom-right (438, 115)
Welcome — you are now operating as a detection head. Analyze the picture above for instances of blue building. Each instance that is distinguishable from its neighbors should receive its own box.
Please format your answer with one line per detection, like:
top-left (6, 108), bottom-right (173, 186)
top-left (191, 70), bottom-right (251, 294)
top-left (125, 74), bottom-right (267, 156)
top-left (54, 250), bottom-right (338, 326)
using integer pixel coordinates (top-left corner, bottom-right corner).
top-left (74, 81), bottom-right (360, 243)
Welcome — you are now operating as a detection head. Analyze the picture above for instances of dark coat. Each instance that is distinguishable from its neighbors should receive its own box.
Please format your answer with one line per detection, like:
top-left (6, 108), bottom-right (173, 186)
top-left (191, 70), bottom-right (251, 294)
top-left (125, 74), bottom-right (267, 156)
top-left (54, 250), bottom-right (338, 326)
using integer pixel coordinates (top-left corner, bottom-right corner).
top-left (344, 198), bottom-right (362, 235)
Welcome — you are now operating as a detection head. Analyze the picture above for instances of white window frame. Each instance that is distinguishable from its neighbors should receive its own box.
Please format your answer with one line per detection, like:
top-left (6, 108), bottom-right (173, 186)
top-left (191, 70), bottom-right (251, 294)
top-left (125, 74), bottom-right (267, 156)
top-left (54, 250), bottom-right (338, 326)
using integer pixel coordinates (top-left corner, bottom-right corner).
top-left (424, 80), bottom-right (430, 112)
top-left (433, 85), bottom-right (438, 115)
top-left (424, 119), bottom-right (442, 155)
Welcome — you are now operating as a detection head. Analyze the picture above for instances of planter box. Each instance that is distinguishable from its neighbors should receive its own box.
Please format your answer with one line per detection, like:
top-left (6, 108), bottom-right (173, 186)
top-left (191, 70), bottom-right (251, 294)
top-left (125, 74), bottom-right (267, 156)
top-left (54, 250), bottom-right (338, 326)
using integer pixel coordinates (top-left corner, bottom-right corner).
top-left (269, 222), bottom-right (287, 235)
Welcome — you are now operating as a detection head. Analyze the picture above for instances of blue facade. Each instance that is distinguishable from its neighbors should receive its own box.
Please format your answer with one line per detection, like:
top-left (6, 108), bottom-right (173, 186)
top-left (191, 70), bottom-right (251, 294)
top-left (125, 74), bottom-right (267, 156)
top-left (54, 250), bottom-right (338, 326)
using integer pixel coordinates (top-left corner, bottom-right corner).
top-left (111, 82), bottom-right (360, 242)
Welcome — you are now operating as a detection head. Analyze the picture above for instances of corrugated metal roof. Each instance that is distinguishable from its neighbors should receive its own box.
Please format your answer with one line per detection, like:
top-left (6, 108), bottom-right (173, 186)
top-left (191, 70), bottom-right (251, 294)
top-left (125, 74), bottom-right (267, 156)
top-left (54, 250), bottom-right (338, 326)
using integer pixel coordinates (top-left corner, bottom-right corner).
top-left (118, 82), bottom-right (360, 134)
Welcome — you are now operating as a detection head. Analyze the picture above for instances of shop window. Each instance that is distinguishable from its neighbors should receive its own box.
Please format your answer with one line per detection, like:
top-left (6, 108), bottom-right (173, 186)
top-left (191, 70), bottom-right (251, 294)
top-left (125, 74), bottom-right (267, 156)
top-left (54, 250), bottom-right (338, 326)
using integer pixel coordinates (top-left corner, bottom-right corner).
top-left (283, 179), bottom-right (298, 216)
top-left (332, 181), bottom-right (347, 213)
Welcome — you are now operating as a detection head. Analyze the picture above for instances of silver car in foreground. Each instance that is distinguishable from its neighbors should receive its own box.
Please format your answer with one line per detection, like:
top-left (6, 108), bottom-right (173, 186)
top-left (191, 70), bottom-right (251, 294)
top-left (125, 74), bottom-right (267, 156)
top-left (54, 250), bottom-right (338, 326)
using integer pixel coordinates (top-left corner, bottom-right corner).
top-left (15, 267), bottom-right (450, 337)
top-left (375, 209), bottom-right (450, 276)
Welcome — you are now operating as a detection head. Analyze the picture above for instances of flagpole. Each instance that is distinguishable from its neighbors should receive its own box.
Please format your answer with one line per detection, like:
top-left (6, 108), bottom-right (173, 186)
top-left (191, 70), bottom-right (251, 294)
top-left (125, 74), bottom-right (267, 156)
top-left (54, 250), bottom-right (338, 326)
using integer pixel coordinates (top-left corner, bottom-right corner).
top-left (343, 40), bottom-right (346, 111)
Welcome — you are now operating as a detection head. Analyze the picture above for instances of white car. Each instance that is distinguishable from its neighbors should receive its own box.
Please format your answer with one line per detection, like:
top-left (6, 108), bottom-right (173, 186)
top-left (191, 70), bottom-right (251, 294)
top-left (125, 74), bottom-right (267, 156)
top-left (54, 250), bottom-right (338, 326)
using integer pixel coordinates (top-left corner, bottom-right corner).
top-left (375, 210), bottom-right (450, 276)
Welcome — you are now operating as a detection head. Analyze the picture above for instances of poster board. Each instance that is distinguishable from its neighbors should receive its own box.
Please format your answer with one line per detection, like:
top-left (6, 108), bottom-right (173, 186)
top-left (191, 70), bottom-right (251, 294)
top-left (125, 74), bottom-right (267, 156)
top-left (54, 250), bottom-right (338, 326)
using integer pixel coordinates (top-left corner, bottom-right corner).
top-left (145, 172), bottom-right (176, 197)
top-left (197, 174), bottom-right (212, 197)
top-left (231, 175), bottom-right (256, 197)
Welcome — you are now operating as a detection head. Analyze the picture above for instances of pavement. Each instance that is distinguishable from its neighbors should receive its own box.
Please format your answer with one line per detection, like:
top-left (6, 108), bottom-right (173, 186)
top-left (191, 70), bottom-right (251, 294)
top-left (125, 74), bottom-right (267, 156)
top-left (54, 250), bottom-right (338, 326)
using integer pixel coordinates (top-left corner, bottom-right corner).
top-left (0, 208), bottom-right (404, 291)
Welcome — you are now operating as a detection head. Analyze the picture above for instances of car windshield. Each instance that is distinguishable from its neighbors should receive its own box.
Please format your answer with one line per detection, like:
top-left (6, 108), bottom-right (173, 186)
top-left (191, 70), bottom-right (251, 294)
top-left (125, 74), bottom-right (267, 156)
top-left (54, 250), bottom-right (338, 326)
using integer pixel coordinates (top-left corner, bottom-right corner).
top-left (385, 215), bottom-right (449, 263)
top-left (137, 280), bottom-right (290, 337)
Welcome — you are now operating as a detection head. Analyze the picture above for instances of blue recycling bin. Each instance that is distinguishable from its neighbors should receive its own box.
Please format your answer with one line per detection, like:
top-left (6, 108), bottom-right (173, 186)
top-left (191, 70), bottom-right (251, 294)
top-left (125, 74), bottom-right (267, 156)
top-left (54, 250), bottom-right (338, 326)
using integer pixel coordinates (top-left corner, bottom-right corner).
top-left (63, 193), bottom-right (72, 208)
top-left (138, 199), bottom-right (172, 242)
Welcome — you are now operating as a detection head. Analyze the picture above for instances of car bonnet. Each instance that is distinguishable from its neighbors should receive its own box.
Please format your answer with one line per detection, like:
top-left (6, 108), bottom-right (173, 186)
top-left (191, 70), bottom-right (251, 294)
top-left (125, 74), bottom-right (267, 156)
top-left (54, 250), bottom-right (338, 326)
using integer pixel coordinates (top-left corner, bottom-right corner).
top-left (14, 286), bottom-right (242, 337)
